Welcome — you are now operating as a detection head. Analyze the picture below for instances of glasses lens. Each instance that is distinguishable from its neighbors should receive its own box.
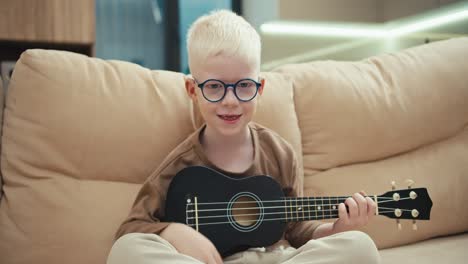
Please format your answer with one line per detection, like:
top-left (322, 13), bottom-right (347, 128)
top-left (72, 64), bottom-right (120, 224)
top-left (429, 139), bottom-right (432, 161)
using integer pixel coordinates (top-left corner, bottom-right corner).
top-left (235, 80), bottom-right (258, 101)
top-left (202, 80), bottom-right (225, 101)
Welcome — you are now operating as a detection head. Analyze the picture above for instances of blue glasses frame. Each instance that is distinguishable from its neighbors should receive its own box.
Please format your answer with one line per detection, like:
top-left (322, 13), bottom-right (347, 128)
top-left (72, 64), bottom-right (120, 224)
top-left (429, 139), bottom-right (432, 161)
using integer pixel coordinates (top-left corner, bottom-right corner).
top-left (195, 78), bottom-right (262, 103)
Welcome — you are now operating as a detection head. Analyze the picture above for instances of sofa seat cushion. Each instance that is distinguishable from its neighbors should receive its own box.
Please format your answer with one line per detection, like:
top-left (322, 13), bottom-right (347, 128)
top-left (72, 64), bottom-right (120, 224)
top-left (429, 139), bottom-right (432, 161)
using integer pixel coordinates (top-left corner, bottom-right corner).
top-left (380, 232), bottom-right (468, 264)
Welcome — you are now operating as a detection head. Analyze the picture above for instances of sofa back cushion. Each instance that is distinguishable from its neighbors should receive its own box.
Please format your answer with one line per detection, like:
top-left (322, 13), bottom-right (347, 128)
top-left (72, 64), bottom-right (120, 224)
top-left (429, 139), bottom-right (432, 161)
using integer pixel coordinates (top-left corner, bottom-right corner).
top-left (275, 37), bottom-right (468, 248)
top-left (0, 50), bottom-right (195, 264)
top-left (0, 49), bottom-right (301, 264)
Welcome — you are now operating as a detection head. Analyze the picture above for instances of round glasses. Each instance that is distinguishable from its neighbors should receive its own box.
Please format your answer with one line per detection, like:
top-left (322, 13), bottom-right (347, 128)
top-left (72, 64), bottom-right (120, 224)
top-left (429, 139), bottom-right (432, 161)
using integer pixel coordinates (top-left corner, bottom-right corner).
top-left (196, 78), bottom-right (262, 103)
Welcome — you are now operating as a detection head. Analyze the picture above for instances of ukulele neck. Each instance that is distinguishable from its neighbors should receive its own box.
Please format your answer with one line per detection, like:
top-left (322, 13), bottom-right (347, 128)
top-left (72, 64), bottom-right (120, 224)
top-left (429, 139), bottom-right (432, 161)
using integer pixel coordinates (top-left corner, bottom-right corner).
top-left (281, 196), bottom-right (376, 222)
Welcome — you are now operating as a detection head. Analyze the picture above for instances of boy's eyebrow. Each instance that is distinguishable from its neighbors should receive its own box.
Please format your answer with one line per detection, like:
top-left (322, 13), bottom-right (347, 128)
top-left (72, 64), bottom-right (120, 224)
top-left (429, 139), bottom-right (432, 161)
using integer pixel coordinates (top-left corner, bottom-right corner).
top-left (197, 78), bottom-right (260, 84)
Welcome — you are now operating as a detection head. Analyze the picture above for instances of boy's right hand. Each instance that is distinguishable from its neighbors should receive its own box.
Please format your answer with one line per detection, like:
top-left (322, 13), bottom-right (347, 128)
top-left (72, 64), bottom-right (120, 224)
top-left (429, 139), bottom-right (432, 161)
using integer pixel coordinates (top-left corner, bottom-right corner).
top-left (160, 223), bottom-right (223, 264)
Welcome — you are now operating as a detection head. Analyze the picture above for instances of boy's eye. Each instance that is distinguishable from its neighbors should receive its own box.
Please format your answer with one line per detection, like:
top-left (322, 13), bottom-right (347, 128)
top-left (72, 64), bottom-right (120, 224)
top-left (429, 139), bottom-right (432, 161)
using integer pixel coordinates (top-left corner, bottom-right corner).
top-left (238, 81), bottom-right (253, 88)
top-left (205, 82), bottom-right (222, 89)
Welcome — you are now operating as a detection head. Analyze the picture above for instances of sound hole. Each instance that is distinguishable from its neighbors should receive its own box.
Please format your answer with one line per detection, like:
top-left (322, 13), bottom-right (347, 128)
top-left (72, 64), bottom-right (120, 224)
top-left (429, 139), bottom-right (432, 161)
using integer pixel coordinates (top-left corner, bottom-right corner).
top-left (232, 196), bottom-right (260, 226)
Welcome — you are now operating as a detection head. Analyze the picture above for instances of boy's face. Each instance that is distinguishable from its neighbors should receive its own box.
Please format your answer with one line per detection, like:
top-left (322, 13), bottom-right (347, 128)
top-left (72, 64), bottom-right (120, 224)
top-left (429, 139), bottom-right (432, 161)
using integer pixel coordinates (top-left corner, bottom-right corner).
top-left (186, 55), bottom-right (264, 137)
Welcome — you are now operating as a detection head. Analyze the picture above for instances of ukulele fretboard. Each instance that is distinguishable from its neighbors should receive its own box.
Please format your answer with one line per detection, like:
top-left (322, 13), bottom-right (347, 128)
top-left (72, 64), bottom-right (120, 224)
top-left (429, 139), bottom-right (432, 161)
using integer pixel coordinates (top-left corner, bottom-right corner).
top-left (282, 197), bottom-right (350, 221)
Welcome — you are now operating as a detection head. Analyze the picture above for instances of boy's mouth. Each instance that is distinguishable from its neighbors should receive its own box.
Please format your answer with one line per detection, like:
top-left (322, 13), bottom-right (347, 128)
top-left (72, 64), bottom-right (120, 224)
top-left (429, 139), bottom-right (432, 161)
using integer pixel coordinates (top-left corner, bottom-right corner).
top-left (218, 114), bottom-right (242, 121)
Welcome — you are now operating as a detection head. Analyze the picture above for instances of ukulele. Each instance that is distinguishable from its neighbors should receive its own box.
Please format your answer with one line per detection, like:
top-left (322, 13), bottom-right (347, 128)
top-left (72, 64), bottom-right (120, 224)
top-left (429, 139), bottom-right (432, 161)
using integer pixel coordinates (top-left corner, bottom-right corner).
top-left (164, 166), bottom-right (433, 257)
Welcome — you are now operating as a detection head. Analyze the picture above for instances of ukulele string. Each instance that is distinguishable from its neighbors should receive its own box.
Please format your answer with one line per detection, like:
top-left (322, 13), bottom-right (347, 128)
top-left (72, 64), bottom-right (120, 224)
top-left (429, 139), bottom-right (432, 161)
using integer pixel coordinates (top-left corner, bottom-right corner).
top-left (188, 197), bottom-right (412, 213)
top-left (186, 210), bottom-right (398, 227)
top-left (193, 196), bottom-right (394, 206)
top-left (187, 207), bottom-right (402, 219)
top-left (189, 207), bottom-right (340, 219)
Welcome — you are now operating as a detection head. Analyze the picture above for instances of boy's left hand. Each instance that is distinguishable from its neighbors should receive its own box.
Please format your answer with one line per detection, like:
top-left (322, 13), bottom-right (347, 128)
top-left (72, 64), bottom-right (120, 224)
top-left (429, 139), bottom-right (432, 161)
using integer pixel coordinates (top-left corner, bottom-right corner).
top-left (333, 191), bottom-right (376, 233)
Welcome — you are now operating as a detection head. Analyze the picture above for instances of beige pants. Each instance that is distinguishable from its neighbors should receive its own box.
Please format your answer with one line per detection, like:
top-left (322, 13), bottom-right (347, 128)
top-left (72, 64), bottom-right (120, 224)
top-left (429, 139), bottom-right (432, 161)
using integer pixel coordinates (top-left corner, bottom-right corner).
top-left (107, 231), bottom-right (380, 264)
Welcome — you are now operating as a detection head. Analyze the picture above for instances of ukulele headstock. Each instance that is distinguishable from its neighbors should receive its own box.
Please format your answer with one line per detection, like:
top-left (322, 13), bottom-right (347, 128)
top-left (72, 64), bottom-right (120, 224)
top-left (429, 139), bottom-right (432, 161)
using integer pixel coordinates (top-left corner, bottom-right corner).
top-left (378, 180), bottom-right (433, 230)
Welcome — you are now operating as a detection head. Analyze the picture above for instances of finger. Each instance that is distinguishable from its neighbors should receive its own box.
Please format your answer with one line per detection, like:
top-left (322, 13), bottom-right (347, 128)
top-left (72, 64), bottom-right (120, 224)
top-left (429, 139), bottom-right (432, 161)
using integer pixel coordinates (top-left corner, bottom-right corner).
top-left (366, 196), bottom-right (377, 218)
top-left (360, 190), bottom-right (376, 216)
top-left (353, 193), bottom-right (368, 217)
top-left (345, 197), bottom-right (358, 219)
top-left (338, 203), bottom-right (349, 222)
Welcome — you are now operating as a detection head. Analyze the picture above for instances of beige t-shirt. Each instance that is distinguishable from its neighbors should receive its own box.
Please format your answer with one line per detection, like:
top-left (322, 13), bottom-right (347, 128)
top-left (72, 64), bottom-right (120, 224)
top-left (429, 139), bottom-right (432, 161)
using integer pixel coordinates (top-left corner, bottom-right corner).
top-left (115, 122), bottom-right (322, 248)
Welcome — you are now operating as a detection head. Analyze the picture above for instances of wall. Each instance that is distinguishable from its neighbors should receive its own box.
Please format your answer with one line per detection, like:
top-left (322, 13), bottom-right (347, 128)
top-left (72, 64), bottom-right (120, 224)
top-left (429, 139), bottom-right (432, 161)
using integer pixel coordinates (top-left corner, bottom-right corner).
top-left (245, 0), bottom-right (467, 67)
top-left (179, 0), bottom-right (231, 74)
top-left (95, 0), bottom-right (165, 69)
top-left (279, 0), bottom-right (379, 22)
top-left (277, 0), bottom-right (462, 22)
top-left (380, 0), bottom-right (461, 21)
top-left (242, 0), bottom-right (279, 29)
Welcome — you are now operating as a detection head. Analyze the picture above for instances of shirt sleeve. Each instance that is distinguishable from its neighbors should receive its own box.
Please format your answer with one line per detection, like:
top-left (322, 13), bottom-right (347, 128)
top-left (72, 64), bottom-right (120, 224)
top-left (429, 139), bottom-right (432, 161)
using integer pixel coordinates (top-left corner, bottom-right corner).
top-left (114, 160), bottom-right (181, 240)
top-left (284, 152), bottom-right (324, 248)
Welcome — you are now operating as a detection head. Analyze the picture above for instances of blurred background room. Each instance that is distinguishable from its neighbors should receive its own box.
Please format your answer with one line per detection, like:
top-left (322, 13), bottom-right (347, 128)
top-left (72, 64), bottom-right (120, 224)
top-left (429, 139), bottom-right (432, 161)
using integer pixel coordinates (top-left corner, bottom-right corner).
top-left (1, 0), bottom-right (468, 89)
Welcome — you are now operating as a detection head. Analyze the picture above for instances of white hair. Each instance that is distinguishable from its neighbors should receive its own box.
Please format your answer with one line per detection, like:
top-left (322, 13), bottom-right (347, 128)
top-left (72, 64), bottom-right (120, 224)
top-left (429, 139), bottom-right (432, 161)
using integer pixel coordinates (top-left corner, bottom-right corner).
top-left (187, 10), bottom-right (261, 76)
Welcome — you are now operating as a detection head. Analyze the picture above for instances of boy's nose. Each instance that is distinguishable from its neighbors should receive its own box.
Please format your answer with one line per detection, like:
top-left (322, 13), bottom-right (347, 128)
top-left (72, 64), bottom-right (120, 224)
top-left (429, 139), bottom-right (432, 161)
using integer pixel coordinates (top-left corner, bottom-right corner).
top-left (221, 88), bottom-right (239, 106)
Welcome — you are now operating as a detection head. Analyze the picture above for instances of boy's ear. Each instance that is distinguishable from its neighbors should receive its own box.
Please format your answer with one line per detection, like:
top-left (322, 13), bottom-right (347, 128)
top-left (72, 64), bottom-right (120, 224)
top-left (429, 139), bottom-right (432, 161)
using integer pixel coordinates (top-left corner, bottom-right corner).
top-left (184, 76), bottom-right (197, 101)
top-left (258, 78), bottom-right (265, 95)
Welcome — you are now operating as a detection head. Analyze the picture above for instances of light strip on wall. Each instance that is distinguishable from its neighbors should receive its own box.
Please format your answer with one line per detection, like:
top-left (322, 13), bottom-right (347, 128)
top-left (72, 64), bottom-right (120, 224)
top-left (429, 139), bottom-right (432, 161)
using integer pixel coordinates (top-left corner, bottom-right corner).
top-left (261, 22), bottom-right (384, 37)
top-left (260, 7), bottom-right (468, 38)
top-left (388, 9), bottom-right (468, 37)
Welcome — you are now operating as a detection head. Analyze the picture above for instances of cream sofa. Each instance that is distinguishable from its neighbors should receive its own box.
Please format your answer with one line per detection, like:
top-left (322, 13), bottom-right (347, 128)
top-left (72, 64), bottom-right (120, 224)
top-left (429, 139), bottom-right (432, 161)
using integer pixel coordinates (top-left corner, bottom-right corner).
top-left (0, 37), bottom-right (467, 264)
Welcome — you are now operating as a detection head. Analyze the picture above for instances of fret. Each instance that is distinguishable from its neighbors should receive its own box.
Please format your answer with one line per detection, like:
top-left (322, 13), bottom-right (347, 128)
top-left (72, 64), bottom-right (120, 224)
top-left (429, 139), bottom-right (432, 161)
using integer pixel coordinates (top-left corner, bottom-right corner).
top-left (289, 198), bottom-right (293, 221)
top-left (321, 197), bottom-right (324, 220)
top-left (334, 197), bottom-right (338, 216)
top-left (307, 197), bottom-right (311, 220)
top-left (325, 197), bottom-right (328, 219)
top-left (295, 197), bottom-right (299, 220)
top-left (301, 197), bottom-right (305, 220)
top-left (322, 197), bottom-right (326, 219)
top-left (314, 195), bottom-right (318, 221)
top-left (332, 197), bottom-right (338, 217)
top-left (319, 197), bottom-right (324, 219)
top-left (337, 197), bottom-right (341, 215)
top-left (284, 198), bottom-right (288, 222)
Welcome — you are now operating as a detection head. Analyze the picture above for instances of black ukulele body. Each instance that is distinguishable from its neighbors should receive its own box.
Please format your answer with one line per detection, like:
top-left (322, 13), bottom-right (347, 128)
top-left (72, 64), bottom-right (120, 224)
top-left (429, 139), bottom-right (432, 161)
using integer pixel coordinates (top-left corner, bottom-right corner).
top-left (164, 166), bottom-right (287, 257)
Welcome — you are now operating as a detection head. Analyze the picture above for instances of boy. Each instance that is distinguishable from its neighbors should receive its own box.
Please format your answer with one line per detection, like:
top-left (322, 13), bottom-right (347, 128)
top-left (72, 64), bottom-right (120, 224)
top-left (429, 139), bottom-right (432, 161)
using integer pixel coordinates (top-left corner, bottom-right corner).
top-left (107, 10), bottom-right (380, 264)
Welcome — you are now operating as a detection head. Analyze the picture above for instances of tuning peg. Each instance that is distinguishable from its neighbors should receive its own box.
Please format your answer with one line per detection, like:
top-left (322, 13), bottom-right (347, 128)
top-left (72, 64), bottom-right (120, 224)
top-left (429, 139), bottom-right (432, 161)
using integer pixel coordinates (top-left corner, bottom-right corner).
top-left (413, 220), bottom-right (418, 230)
top-left (406, 179), bottom-right (415, 189)
top-left (391, 181), bottom-right (396, 190)
top-left (396, 219), bottom-right (402, 230)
